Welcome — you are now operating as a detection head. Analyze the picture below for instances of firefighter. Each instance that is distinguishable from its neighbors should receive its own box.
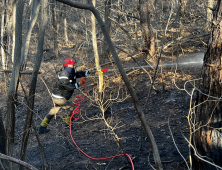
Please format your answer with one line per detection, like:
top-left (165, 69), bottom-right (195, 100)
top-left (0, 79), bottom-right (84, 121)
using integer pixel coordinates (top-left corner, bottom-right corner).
top-left (38, 58), bottom-right (89, 134)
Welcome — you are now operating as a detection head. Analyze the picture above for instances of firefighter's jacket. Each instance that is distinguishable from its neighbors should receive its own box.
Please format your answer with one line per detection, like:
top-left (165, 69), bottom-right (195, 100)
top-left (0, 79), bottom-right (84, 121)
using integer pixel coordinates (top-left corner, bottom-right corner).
top-left (52, 68), bottom-right (86, 100)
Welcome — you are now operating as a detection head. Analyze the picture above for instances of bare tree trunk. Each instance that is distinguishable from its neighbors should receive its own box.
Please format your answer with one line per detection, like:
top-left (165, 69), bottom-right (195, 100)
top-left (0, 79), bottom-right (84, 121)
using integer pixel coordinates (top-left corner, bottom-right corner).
top-left (63, 6), bottom-right (68, 44)
top-left (5, 1), bottom-right (25, 169)
top-left (52, 0), bottom-right (59, 58)
top-left (14, 0), bottom-right (41, 108)
top-left (1, 0), bottom-right (7, 70)
top-left (0, 110), bottom-right (8, 169)
top-left (117, 0), bottom-right (124, 22)
top-left (11, 0), bottom-right (17, 63)
top-left (139, 0), bottom-right (155, 60)
top-left (103, 0), bottom-right (112, 59)
top-left (20, 0), bottom-right (41, 70)
top-left (5, 0), bottom-right (10, 62)
top-left (207, 0), bottom-right (214, 30)
top-left (105, 0), bottom-right (111, 32)
top-left (0, 111), bottom-right (6, 155)
top-left (192, 1), bottom-right (222, 169)
top-left (19, 1), bottom-right (48, 169)
top-left (56, 3), bottom-right (64, 32)
top-left (13, 0), bottom-right (40, 108)
top-left (176, 0), bottom-right (184, 36)
top-left (56, 1), bottom-right (163, 169)
top-left (91, 0), bottom-right (103, 93)
top-left (22, 0), bottom-right (34, 25)
top-left (180, 0), bottom-right (188, 16)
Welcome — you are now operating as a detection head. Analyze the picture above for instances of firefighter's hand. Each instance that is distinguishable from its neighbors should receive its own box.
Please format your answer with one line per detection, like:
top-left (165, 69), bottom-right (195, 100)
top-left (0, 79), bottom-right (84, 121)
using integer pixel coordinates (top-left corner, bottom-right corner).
top-left (85, 71), bottom-right (90, 76)
top-left (79, 77), bottom-right (86, 85)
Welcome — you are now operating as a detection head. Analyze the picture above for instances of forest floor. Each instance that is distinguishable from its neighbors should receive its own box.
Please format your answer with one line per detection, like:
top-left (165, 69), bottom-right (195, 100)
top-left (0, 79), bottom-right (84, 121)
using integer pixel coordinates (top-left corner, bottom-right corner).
top-left (0, 0), bottom-right (215, 169)
top-left (0, 1), bottom-right (210, 168)
top-left (0, 45), bottom-right (206, 170)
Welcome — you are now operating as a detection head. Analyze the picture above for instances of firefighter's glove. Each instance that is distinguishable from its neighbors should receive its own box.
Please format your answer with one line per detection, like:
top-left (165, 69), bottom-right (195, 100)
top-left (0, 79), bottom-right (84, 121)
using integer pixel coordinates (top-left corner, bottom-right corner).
top-left (79, 77), bottom-right (86, 85)
top-left (85, 71), bottom-right (90, 77)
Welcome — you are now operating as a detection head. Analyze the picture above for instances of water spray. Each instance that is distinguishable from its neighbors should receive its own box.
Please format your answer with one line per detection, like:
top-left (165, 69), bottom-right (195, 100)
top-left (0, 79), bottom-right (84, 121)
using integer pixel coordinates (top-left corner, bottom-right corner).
top-left (90, 60), bottom-right (203, 74)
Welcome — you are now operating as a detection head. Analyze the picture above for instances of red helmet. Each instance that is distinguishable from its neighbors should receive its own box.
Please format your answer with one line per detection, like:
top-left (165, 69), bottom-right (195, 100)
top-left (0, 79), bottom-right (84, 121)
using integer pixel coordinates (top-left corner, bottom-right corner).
top-left (63, 58), bottom-right (76, 67)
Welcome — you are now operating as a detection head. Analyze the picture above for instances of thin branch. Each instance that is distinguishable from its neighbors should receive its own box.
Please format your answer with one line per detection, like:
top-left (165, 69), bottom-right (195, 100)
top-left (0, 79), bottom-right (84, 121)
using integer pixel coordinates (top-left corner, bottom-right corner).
top-left (108, 17), bottom-right (139, 51)
top-left (168, 115), bottom-right (190, 170)
top-left (32, 119), bottom-right (49, 168)
top-left (0, 42), bottom-right (12, 57)
top-left (173, 60), bottom-right (222, 101)
top-left (56, 0), bottom-right (91, 10)
top-left (39, 75), bottom-right (55, 109)
top-left (181, 132), bottom-right (222, 170)
top-left (163, 33), bottom-right (210, 50)
top-left (110, 8), bottom-right (143, 21)
top-left (98, 38), bottom-right (154, 85)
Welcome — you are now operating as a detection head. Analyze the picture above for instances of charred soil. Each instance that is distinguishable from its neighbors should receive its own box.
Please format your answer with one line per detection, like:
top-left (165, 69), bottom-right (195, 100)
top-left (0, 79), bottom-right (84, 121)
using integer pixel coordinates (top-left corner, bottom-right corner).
top-left (0, 49), bottom-right (204, 170)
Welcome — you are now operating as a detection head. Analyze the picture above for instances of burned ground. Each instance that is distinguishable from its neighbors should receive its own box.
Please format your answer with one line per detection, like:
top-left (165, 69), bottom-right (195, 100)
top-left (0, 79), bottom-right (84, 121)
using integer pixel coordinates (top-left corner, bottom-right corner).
top-left (0, 0), bottom-right (210, 169)
top-left (0, 49), bottom-right (204, 170)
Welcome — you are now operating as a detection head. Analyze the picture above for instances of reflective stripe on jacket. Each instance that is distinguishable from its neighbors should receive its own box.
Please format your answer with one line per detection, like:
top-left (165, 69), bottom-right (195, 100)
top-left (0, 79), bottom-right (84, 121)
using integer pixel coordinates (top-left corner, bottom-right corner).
top-left (52, 68), bottom-right (86, 100)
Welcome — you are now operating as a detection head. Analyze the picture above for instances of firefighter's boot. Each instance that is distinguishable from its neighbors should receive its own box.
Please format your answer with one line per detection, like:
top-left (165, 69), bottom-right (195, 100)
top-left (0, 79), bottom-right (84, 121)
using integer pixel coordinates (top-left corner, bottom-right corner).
top-left (65, 115), bottom-right (77, 131)
top-left (38, 115), bottom-right (53, 134)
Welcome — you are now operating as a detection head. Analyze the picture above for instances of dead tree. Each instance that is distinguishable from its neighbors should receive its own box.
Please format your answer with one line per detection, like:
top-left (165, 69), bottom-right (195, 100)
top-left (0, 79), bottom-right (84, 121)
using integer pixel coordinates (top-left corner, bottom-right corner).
top-left (0, 110), bottom-right (8, 169)
top-left (11, 0), bottom-right (17, 63)
top-left (5, 0), bottom-right (25, 169)
top-left (139, 0), bottom-right (155, 60)
top-left (52, 0), bottom-right (59, 58)
top-left (51, 0), bottom-right (64, 58)
top-left (63, 6), bottom-right (68, 43)
top-left (103, 0), bottom-right (112, 59)
top-left (0, 111), bottom-right (6, 155)
top-left (19, 1), bottom-right (48, 169)
top-left (1, 0), bottom-right (9, 70)
top-left (91, 0), bottom-right (103, 93)
top-left (192, 0), bottom-right (222, 169)
top-left (20, 0), bottom-right (41, 70)
top-left (206, 0), bottom-right (215, 30)
top-left (13, 0), bottom-right (41, 107)
top-left (105, 0), bottom-right (111, 41)
top-left (56, 0), bottom-right (163, 169)
top-left (177, 0), bottom-right (188, 16)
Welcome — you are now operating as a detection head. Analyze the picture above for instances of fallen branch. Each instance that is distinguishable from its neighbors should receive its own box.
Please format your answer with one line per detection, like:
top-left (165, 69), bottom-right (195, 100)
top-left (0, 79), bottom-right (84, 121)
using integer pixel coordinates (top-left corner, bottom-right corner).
top-left (0, 70), bottom-right (41, 74)
top-left (0, 153), bottom-right (38, 170)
